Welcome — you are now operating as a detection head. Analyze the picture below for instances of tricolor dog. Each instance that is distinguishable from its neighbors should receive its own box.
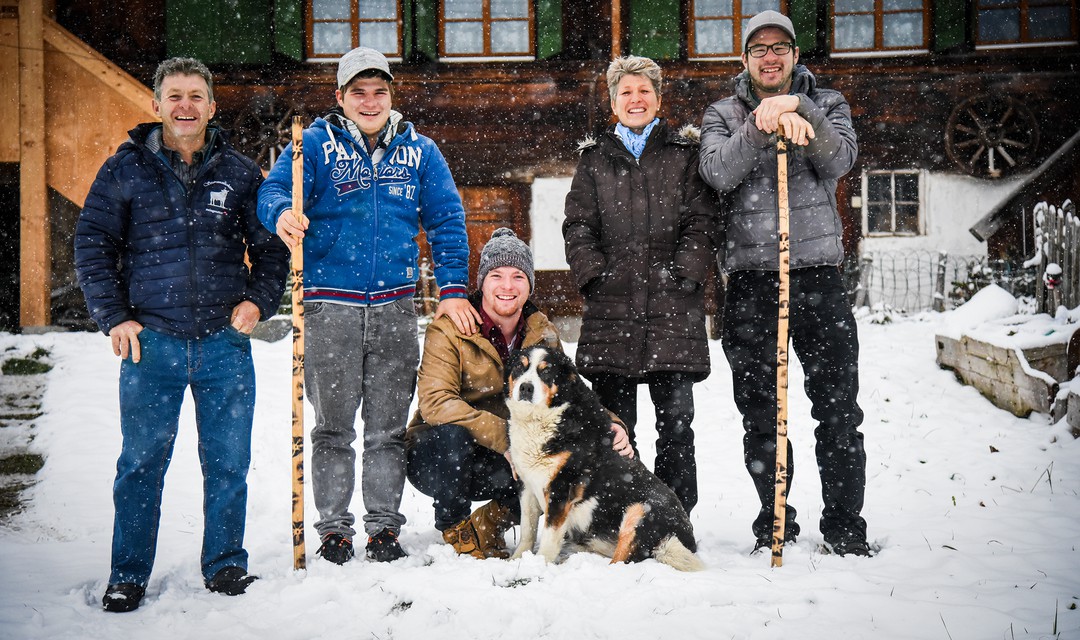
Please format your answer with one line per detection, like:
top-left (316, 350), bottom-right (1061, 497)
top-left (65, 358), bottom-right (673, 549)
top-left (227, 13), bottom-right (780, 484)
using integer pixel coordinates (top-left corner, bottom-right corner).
top-left (505, 346), bottom-right (703, 571)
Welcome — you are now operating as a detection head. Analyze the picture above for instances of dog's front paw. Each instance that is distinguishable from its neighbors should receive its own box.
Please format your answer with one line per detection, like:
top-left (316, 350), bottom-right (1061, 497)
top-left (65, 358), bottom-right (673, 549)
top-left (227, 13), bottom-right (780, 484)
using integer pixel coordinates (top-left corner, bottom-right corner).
top-left (510, 545), bottom-right (529, 560)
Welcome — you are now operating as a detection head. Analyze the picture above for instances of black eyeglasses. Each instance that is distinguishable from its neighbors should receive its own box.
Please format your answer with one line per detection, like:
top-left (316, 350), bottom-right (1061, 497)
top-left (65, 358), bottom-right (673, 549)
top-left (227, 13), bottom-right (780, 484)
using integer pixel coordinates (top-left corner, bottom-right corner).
top-left (746, 42), bottom-right (794, 58)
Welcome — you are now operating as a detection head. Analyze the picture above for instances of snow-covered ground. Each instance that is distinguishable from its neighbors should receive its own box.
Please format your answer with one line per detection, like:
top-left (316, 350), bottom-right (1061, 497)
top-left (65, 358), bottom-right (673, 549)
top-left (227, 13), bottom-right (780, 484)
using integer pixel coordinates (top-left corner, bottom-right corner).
top-left (1, 305), bottom-right (1078, 640)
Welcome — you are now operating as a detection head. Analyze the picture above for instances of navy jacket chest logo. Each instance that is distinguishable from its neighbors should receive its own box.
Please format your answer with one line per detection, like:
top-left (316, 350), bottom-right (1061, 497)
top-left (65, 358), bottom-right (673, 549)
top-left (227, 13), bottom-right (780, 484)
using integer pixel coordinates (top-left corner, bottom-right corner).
top-left (204, 180), bottom-right (235, 215)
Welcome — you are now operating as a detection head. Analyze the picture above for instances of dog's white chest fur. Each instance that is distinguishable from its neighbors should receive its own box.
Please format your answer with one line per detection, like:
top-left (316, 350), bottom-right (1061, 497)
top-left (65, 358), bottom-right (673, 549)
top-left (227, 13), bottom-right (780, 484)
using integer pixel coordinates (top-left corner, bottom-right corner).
top-left (506, 399), bottom-right (567, 493)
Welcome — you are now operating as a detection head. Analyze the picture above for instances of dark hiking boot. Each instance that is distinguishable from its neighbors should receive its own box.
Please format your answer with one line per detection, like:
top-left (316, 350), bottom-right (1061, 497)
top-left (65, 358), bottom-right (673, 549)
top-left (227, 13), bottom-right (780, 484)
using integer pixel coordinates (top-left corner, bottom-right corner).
top-left (205, 566), bottom-right (259, 595)
top-left (751, 532), bottom-right (798, 556)
top-left (316, 533), bottom-right (355, 565)
top-left (366, 529), bottom-right (407, 562)
top-left (826, 539), bottom-right (873, 557)
top-left (102, 582), bottom-right (145, 613)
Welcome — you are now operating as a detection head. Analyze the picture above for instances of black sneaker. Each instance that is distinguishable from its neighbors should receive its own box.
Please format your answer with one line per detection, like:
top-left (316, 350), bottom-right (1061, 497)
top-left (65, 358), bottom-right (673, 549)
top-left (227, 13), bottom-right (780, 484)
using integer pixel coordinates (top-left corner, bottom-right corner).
top-left (826, 539), bottom-right (873, 557)
top-left (365, 529), bottom-right (407, 562)
top-left (205, 566), bottom-right (259, 595)
top-left (102, 583), bottom-right (145, 613)
top-left (316, 533), bottom-right (355, 565)
top-left (752, 533), bottom-right (798, 556)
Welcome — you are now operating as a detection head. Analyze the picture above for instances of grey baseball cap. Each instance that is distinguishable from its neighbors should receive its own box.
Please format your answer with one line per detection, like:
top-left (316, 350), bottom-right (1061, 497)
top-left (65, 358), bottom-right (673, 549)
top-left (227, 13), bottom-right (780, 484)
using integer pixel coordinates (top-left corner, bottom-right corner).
top-left (337, 47), bottom-right (394, 88)
top-left (742, 10), bottom-right (797, 51)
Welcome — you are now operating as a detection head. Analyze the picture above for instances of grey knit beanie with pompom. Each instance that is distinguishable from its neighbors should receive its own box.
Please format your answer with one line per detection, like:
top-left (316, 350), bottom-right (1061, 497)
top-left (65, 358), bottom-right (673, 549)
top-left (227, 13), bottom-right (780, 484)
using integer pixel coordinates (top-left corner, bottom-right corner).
top-left (477, 227), bottom-right (534, 292)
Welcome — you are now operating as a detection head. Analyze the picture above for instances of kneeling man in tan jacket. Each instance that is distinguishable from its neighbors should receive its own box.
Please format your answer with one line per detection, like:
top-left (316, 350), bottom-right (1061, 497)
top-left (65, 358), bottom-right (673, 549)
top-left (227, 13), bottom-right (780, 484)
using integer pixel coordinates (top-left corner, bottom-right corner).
top-left (406, 228), bottom-right (632, 558)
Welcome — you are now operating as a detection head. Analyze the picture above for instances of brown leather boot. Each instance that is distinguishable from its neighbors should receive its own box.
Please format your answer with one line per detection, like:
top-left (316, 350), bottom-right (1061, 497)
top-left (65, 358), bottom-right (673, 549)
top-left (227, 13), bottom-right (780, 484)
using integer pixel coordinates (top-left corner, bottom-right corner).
top-left (442, 500), bottom-right (515, 559)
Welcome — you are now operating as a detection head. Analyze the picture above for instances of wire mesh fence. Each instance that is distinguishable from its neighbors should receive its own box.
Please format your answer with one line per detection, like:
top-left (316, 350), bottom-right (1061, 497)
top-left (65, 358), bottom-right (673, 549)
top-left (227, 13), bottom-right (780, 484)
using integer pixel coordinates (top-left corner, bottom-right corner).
top-left (853, 249), bottom-right (1037, 314)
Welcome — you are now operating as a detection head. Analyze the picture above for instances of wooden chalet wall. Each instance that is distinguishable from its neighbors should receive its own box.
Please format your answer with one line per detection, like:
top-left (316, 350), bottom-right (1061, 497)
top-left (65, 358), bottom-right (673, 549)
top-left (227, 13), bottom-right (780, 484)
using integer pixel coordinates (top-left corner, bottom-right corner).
top-left (3, 1), bottom-right (155, 331)
top-left (47, 0), bottom-right (1080, 322)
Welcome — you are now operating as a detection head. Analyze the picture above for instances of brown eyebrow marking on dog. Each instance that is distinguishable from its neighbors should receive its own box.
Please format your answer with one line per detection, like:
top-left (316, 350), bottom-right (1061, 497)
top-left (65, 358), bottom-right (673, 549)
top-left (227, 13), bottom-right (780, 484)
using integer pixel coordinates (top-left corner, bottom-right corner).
top-left (519, 355), bottom-right (529, 368)
top-left (542, 383), bottom-right (559, 406)
top-left (610, 503), bottom-right (646, 564)
top-left (547, 478), bottom-right (587, 531)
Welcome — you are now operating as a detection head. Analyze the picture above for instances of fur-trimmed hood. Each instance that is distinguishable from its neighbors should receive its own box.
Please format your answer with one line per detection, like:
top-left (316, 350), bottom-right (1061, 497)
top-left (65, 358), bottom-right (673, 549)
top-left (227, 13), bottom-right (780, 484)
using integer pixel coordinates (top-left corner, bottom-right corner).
top-left (575, 120), bottom-right (701, 155)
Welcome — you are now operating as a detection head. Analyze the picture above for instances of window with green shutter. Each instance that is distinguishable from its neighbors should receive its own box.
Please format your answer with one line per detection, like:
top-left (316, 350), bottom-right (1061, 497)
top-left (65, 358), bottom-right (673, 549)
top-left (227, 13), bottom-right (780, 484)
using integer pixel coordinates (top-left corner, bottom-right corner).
top-left (439, 0), bottom-right (535, 60)
top-left (975, 0), bottom-right (1078, 48)
top-left (307, 0), bottom-right (403, 59)
top-left (689, 0), bottom-right (786, 59)
top-left (831, 0), bottom-right (929, 56)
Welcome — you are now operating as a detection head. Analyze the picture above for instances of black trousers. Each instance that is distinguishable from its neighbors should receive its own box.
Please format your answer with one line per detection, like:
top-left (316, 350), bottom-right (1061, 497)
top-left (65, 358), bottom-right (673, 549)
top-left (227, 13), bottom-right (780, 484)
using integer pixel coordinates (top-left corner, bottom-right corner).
top-left (406, 424), bottom-right (519, 531)
top-left (722, 266), bottom-right (867, 545)
top-left (588, 372), bottom-right (698, 515)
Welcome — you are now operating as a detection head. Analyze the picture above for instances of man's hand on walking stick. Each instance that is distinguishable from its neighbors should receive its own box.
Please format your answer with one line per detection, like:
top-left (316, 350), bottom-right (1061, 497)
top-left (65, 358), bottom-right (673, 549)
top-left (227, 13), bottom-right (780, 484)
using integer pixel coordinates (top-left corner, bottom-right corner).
top-left (276, 209), bottom-right (310, 249)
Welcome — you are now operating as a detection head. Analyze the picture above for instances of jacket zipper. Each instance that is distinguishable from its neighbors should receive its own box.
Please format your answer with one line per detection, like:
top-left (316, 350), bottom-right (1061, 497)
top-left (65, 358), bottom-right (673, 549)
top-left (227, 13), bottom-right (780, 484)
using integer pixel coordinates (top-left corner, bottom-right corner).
top-left (368, 138), bottom-right (380, 302)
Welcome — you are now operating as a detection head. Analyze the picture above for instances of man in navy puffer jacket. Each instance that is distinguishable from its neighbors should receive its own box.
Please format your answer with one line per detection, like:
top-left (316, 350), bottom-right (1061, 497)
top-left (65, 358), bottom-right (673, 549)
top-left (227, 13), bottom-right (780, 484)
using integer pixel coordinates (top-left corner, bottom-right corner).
top-left (75, 57), bottom-right (288, 612)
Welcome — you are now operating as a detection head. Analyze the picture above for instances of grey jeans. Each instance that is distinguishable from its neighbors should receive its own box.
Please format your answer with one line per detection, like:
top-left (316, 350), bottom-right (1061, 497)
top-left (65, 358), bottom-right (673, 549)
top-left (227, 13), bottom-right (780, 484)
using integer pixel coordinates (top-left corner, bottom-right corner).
top-left (305, 297), bottom-right (419, 538)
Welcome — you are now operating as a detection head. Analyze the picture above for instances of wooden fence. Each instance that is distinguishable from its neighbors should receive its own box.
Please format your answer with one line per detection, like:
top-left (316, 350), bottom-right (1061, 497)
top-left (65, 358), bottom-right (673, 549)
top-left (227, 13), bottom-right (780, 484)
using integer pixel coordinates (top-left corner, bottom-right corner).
top-left (1029, 200), bottom-right (1080, 313)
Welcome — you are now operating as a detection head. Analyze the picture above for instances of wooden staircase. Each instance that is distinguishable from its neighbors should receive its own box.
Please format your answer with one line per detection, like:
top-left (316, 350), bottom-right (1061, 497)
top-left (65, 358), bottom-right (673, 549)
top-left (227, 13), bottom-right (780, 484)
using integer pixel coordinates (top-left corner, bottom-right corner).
top-left (2, 1), bottom-right (156, 327)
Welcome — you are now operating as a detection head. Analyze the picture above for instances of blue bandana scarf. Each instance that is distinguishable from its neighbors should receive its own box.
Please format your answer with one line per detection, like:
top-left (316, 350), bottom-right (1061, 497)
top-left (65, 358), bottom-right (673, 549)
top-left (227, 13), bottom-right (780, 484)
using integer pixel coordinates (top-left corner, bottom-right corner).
top-left (616, 118), bottom-right (659, 159)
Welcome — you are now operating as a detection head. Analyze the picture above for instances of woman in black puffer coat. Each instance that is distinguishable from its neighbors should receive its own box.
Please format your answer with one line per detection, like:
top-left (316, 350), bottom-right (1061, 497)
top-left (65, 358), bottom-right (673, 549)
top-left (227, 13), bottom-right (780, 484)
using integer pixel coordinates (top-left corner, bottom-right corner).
top-left (563, 56), bottom-right (718, 515)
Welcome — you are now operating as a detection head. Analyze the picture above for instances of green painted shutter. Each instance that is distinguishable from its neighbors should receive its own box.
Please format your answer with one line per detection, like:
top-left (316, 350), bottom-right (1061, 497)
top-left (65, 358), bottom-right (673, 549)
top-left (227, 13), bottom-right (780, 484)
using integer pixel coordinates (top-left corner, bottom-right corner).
top-left (275, 0), bottom-right (303, 61)
top-left (789, 0), bottom-right (816, 53)
top-left (537, 0), bottom-right (562, 60)
top-left (167, 0), bottom-right (220, 60)
top-left (933, 0), bottom-right (967, 51)
top-left (223, 0), bottom-right (272, 63)
top-left (405, 0), bottom-right (438, 61)
top-left (629, 0), bottom-right (680, 60)
top-left (167, 0), bottom-right (273, 63)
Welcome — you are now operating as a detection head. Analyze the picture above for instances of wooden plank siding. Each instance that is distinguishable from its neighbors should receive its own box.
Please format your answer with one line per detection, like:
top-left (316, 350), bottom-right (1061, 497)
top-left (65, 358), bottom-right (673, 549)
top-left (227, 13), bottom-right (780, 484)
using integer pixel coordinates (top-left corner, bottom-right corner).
top-left (19, 0), bottom-right (48, 326)
top-left (43, 18), bottom-right (157, 206)
top-left (25, 0), bottom-right (1080, 328)
top-left (0, 11), bottom-right (19, 163)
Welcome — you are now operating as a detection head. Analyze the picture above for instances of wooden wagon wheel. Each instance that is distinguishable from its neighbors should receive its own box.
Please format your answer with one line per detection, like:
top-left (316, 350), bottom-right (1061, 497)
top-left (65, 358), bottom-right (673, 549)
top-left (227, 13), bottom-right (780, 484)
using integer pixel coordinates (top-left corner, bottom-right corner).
top-left (231, 98), bottom-right (299, 170)
top-left (945, 94), bottom-right (1039, 179)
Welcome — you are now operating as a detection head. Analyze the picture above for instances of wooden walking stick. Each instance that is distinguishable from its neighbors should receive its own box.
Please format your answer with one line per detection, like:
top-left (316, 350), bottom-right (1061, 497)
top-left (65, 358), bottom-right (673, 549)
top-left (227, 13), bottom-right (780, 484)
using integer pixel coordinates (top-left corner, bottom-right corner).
top-left (290, 116), bottom-right (307, 570)
top-left (771, 123), bottom-right (791, 568)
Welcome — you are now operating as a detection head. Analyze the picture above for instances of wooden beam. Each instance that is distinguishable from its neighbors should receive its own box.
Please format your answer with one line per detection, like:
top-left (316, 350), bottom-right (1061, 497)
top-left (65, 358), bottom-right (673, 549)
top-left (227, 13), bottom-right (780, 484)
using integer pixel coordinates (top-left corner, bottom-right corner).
top-left (43, 18), bottom-right (155, 113)
top-left (611, 0), bottom-right (620, 58)
top-left (19, 0), bottom-right (48, 327)
top-left (44, 17), bottom-right (155, 207)
top-left (0, 8), bottom-right (19, 163)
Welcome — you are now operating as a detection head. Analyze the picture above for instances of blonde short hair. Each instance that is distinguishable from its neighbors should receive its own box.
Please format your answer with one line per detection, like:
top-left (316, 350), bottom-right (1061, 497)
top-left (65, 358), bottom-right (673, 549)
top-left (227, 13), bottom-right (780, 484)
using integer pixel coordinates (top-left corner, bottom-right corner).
top-left (605, 56), bottom-right (662, 103)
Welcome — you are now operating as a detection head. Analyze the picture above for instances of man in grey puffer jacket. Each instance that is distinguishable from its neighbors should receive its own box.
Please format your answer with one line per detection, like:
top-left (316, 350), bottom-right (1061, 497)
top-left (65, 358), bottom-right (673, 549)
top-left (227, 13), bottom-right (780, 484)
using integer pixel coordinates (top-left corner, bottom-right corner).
top-left (699, 10), bottom-right (870, 557)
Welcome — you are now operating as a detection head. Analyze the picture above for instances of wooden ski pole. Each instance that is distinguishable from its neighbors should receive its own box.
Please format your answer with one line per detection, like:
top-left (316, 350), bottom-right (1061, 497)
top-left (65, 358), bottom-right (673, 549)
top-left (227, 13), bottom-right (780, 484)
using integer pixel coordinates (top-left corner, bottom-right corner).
top-left (290, 116), bottom-right (307, 571)
top-left (771, 123), bottom-right (791, 568)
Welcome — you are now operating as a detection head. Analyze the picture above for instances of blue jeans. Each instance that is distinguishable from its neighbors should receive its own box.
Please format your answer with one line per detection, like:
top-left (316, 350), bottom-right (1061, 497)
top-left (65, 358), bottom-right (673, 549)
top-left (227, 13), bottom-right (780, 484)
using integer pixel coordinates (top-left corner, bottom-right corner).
top-left (110, 327), bottom-right (255, 586)
top-left (406, 424), bottom-right (518, 531)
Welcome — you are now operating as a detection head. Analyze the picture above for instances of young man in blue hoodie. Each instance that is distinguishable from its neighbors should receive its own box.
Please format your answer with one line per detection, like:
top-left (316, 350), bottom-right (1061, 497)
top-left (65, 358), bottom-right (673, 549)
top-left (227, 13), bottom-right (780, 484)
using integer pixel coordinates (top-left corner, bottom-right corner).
top-left (259, 47), bottom-right (479, 564)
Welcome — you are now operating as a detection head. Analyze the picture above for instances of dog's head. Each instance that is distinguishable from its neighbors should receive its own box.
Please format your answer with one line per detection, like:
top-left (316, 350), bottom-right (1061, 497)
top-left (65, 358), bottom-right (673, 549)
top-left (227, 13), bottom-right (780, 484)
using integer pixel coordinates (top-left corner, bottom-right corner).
top-left (506, 346), bottom-right (579, 407)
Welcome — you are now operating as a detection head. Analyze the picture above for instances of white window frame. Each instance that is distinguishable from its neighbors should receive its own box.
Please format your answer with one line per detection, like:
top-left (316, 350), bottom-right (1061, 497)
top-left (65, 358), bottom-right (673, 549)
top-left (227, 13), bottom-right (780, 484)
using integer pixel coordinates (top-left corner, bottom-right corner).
top-left (861, 169), bottom-right (925, 237)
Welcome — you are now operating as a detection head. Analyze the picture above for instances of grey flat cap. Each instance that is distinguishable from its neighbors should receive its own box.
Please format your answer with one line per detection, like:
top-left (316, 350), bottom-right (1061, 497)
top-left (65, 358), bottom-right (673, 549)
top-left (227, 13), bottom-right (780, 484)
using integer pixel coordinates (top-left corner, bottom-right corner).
top-left (337, 47), bottom-right (393, 88)
top-left (742, 10), bottom-right (797, 51)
